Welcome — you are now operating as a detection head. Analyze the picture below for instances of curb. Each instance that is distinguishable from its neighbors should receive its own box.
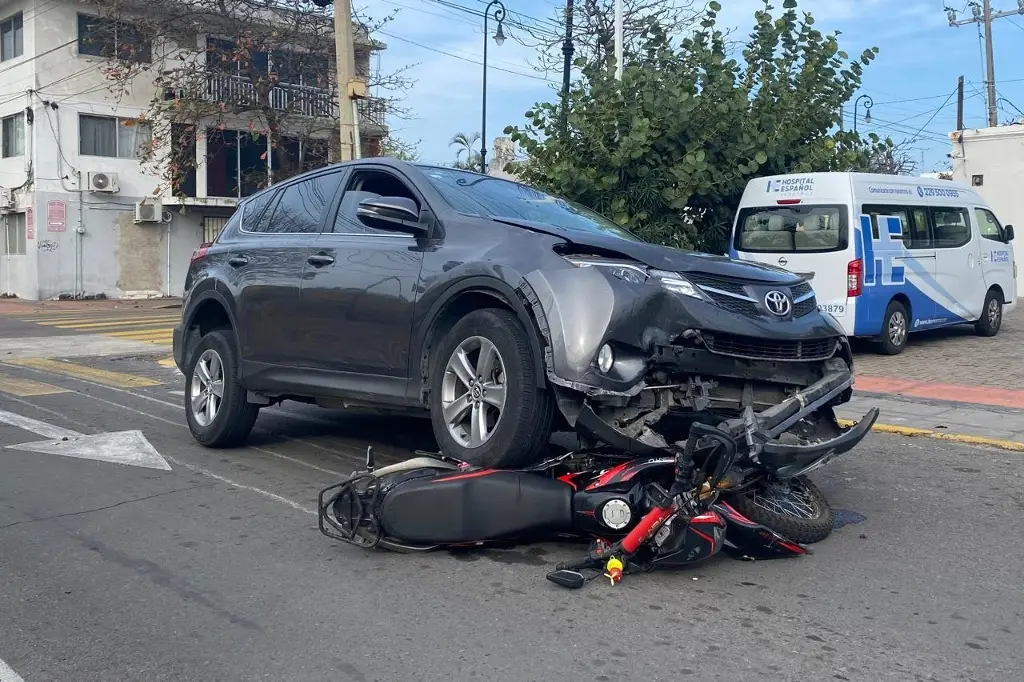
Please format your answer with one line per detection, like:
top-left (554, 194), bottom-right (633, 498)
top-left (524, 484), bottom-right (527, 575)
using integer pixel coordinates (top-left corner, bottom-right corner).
top-left (837, 419), bottom-right (1024, 452)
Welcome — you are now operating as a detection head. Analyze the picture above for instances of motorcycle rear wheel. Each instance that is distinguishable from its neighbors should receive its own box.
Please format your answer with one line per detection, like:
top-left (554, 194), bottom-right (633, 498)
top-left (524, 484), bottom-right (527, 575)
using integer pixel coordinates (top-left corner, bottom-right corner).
top-left (726, 475), bottom-right (835, 544)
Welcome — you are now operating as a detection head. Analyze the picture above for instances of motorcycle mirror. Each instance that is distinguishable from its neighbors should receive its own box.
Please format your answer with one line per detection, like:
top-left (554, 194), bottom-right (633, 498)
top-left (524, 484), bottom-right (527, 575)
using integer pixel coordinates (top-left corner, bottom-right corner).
top-left (546, 569), bottom-right (587, 590)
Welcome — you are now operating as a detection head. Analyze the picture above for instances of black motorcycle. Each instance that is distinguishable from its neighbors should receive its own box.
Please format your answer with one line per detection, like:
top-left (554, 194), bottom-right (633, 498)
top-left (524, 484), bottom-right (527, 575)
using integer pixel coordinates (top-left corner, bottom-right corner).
top-left (318, 422), bottom-right (832, 588)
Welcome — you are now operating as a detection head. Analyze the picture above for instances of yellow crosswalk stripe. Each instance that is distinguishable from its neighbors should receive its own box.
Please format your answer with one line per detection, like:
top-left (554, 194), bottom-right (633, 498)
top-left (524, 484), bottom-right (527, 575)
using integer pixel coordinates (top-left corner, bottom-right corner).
top-left (19, 311), bottom-right (178, 345)
top-left (50, 317), bottom-right (180, 329)
top-left (157, 356), bottom-right (178, 368)
top-left (6, 358), bottom-right (163, 388)
top-left (107, 329), bottom-right (175, 340)
top-left (0, 373), bottom-right (70, 396)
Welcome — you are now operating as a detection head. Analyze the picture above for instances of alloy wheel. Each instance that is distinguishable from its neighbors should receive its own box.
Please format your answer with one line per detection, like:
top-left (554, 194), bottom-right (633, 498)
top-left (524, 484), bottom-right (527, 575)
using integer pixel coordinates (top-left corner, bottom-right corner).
top-left (987, 297), bottom-right (1001, 329)
top-left (190, 348), bottom-right (225, 427)
top-left (888, 310), bottom-right (907, 348)
top-left (441, 336), bottom-right (507, 448)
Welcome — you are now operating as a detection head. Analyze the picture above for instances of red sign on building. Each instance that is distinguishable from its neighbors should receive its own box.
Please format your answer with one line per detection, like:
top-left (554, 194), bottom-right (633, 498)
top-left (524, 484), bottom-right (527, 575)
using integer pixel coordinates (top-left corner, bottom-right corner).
top-left (46, 200), bottom-right (66, 232)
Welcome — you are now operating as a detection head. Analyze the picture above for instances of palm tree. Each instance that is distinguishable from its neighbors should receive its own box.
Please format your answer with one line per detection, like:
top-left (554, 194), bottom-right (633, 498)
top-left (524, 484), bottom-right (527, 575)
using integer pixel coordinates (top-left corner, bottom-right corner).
top-left (449, 132), bottom-right (482, 171)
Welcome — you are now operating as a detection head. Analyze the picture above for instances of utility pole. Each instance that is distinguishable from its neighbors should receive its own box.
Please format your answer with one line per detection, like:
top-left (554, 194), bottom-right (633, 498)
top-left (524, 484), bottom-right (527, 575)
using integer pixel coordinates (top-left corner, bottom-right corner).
top-left (559, 0), bottom-right (574, 138)
top-left (947, 0), bottom-right (1024, 128)
top-left (327, 0), bottom-right (365, 161)
top-left (956, 75), bottom-right (965, 130)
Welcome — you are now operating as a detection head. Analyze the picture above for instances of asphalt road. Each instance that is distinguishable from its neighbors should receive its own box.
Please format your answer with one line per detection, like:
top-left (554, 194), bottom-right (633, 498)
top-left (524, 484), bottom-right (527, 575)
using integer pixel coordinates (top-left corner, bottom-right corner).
top-left (0, 356), bottom-right (1022, 681)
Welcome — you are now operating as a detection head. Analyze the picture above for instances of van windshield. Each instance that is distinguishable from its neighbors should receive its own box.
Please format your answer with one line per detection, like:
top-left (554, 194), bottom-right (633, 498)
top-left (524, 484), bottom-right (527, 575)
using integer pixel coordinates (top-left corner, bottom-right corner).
top-left (734, 204), bottom-right (848, 253)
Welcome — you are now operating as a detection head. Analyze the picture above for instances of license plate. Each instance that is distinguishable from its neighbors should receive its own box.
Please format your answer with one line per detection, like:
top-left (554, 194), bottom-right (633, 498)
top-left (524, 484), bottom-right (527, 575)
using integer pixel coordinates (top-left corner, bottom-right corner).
top-left (818, 303), bottom-right (846, 316)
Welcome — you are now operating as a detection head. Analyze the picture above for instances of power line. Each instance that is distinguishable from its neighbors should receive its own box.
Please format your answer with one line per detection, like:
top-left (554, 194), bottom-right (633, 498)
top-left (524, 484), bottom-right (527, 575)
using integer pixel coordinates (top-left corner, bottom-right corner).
top-left (376, 29), bottom-right (553, 81)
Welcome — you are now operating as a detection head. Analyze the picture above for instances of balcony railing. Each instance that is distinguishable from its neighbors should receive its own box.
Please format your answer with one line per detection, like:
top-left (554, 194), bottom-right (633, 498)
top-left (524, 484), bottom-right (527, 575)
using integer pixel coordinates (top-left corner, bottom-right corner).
top-left (357, 97), bottom-right (387, 131)
top-left (205, 73), bottom-right (336, 118)
top-left (203, 73), bottom-right (387, 133)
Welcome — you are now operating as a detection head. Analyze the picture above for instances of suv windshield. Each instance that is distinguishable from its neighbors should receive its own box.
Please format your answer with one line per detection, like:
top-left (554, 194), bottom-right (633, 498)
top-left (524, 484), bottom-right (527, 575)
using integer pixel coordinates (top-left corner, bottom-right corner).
top-left (418, 166), bottom-right (643, 242)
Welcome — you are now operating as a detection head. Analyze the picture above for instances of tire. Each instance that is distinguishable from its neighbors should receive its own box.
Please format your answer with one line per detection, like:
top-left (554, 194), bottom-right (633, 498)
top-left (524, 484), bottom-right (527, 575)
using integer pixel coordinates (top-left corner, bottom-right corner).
top-left (428, 307), bottom-right (555, 469)
top-left (726, 475), bottom-right (835, 544)
top-left (974, 289), bottom-right (1003, 337)
top-left (878, 300), bottom-right (909, 355)
top-left (184, 329), bottom-right (259, 448)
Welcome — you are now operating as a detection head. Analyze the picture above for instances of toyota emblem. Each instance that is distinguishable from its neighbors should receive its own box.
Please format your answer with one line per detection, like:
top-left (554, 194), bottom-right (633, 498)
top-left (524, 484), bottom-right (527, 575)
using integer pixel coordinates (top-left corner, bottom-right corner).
top-left (764, 290), bottom-right (792, 317)
top-left (778, 256), bottom-right (788, 267)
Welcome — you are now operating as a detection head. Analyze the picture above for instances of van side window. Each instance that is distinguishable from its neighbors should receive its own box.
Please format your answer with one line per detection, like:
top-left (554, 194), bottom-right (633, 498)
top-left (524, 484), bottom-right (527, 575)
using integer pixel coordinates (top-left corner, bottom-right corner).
top-left (908, 207), bottom-right (932, 249)
top-left (862, 204), bottom-right (909, 242)
top-left (975, 208), bottom-right (1005, 242)
top-left (929, 207), bottom-right (971, 249)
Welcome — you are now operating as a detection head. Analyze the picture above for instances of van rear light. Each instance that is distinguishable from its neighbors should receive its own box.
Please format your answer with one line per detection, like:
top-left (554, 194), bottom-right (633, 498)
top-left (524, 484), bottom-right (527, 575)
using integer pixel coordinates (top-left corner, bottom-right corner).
top-left (191, 246), bottom-right (209, 263)
top-left (847, 259), bottom-right (863, 297)
top-left (776, 199), bottom-right (801, 205)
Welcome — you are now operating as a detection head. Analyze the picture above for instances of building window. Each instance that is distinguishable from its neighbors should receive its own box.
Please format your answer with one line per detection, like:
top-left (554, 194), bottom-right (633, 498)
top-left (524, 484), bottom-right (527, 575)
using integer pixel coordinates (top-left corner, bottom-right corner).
top-left (1, 113), bottom-right (23, 157)
top-left (2, 212), bottom-right (26, 255)
top-left (202, 216), bottom-right (228, 244)
top-left (77, 13), bottom-right (152, 63)
top-left (0, 12), bottom-right (22, 62)
top-left (79, 114), bottom-right (151, 159)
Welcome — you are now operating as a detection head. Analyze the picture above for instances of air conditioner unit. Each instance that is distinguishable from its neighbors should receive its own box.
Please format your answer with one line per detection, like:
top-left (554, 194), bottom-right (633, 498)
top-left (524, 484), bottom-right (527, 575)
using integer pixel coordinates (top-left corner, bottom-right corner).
top-left (134, 200), bottom-right (163, 223)
top-left (88, 171), bottom-right (120, 193)
top-left (0, 187), bottom-right (12, 210)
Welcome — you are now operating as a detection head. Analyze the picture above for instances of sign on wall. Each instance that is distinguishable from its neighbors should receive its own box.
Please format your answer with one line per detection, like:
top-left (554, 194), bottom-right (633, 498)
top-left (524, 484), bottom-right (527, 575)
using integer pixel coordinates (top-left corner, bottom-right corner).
top-left (46, 200), bottom-right (66, 232)
top-left (26, 206), bottom-right (34, 240)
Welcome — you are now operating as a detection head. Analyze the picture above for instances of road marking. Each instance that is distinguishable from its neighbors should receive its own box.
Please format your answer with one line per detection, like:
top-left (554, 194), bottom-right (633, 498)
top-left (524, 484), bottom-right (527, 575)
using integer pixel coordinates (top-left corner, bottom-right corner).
top-left (107, 329), bottom-right (174, 342)
top-left (169, 389), bottom-right (185, 396)
top-left (6, 358), bottom-right (162, 388)
top-left (0, 373), bottom-right (69, 397)
top-left (0, 656), bottom-right (25, 682)
top-left (837, 418), bottom-right (1024, 453)
top-left (9, 430), bottom-right (172, 471)
top-left (0, 335), bottom-right (168, 358)
top-left (51, 317), bottom-right (179, 329)
top-left (157, 356), bottom-right (177, 368)
top-left (0, 408), bottom-right (82, 440)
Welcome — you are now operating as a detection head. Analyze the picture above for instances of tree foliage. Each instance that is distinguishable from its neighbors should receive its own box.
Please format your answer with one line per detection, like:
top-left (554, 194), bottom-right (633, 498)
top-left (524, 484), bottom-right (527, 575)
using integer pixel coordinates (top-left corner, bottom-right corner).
top-left (506, 0), bottom-right (894, 253)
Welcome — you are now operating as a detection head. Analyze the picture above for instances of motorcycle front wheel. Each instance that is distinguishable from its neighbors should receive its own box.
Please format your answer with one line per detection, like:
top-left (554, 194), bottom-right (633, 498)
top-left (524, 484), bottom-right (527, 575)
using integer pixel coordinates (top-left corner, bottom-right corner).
top-left (726, 475), bottom-right (835, 544)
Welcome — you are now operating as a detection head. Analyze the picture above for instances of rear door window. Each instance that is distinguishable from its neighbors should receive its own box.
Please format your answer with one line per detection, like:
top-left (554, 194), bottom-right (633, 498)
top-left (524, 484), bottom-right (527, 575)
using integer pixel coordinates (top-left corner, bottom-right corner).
top-left (264, 171), bottom-right (346, 234)
top-left (734, 204), bottom-right (847, 252)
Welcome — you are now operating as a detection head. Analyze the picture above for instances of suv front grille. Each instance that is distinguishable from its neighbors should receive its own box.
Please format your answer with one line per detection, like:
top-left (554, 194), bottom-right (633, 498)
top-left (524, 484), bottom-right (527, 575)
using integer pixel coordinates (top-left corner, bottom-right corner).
top-left (702, 332), bottom-right (837, 361)
top-left (686, 273), bottom-right (817, 319)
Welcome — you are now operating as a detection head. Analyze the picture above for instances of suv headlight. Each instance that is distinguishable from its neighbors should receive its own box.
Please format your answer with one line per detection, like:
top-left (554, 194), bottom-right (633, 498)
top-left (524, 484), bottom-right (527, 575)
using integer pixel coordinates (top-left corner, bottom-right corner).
top-left (563, 256), bottom-right (712, 303)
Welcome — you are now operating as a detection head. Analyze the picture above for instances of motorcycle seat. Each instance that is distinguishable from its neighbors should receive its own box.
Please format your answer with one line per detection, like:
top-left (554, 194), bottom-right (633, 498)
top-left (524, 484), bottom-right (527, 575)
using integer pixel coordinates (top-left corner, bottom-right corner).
top-left (378, 469), bottom-right (574, 544)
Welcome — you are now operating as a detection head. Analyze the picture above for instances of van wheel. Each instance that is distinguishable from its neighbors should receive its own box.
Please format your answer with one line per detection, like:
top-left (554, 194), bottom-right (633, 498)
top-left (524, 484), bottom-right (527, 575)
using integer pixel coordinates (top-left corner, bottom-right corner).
top-left (878, 300), bottom-right (909, 355)
top-left (975, 289), bottom-right (1003, 337)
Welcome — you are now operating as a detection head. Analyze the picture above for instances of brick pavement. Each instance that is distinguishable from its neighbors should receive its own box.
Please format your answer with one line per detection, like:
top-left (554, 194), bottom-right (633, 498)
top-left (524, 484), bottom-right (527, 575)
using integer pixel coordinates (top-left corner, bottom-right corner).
top-left (852, 312), bottom-right (1023, 391)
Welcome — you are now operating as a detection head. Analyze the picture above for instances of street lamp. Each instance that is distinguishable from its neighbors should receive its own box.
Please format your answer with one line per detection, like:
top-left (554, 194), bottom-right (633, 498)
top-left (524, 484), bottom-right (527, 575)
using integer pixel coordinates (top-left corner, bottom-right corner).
top-left (854, 94), bottom-right (873, 134)
top-left (481, 0), bottom-right (506, 174)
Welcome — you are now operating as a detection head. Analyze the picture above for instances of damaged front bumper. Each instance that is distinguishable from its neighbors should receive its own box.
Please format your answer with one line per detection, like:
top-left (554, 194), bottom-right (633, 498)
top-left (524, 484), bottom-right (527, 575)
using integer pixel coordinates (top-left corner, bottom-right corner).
top-left (575, 366), bottom-right (879, 478)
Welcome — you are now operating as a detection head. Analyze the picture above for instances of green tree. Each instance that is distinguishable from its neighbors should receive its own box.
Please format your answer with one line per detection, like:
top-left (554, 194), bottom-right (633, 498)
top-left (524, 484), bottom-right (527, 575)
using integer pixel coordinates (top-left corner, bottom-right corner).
top-left (449, 132), bottom-right (482, 170)
top-left (505, 0), bottom-right (893, 252)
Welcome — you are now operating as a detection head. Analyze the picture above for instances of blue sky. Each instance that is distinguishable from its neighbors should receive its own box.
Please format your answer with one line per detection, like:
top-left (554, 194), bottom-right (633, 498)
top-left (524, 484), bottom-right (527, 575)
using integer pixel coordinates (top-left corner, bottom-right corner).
top-left (367, 0), bottom-right (1024, 172)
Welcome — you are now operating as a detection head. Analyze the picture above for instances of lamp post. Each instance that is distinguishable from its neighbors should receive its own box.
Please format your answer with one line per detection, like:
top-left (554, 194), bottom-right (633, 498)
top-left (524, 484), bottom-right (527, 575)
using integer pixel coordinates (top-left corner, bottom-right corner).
top-left (481, 0), bottom-right (506, 174)
top-left (853, 94), bottom-right (873, 135)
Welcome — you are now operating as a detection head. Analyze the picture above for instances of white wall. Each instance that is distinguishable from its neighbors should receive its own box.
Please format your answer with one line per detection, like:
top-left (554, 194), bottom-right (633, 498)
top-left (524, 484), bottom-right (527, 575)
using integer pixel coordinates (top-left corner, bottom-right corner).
top-left (950, 125), bottom-right (1024, 296)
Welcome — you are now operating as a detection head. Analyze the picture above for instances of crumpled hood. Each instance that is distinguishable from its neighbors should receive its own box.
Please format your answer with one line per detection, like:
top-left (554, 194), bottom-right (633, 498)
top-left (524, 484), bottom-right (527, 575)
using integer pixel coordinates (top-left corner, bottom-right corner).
top-left (494, 218), bottom-right (798, 283)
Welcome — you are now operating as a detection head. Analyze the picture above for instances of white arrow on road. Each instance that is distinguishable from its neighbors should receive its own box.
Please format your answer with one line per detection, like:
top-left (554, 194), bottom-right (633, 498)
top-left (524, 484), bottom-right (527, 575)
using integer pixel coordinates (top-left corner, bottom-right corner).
top-left (0, 409), bottom-right (171, 471)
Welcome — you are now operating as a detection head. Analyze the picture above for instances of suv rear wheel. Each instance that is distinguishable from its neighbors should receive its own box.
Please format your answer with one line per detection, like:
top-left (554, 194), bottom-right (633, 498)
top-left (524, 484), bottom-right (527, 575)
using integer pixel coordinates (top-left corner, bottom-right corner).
top-left (428, 308), bottom-right (555, 468)
top-left (185, 329), bottom-right (260, 447)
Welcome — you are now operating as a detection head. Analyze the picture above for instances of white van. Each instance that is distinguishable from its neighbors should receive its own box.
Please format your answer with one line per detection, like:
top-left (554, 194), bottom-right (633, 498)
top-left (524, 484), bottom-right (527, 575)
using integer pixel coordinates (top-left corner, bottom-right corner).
top-left (729, 172), bottom-right (1017, 354)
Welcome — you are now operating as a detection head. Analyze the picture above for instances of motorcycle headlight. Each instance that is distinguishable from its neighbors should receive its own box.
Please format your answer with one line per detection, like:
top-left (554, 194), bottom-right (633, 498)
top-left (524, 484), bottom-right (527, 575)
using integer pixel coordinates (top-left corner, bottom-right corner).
top-left (563, 257), bottom-right (713, 303)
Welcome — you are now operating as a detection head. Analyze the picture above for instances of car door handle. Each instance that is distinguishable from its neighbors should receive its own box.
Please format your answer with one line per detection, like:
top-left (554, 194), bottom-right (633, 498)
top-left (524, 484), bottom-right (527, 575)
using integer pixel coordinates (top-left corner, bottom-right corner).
top-left (228, 255), bottom-right (249, 268)
top-left (306, 253), bottom-right (335, 267)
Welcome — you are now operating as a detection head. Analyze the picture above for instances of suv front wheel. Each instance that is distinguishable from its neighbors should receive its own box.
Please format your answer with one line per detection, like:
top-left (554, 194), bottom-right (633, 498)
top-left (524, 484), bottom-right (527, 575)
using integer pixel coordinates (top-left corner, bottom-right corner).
top-left (184, 329), bottom-right (260, 447)
top-left (428, 308), bottom-right (555, 468)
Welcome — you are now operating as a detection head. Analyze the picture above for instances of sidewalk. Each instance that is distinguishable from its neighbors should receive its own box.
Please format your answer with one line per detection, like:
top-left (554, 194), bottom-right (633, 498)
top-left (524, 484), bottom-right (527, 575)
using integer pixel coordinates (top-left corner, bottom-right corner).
top-left (0, 297), bottom-right (182, 315)
top-left (839, 384), bottom-right (1024, 452)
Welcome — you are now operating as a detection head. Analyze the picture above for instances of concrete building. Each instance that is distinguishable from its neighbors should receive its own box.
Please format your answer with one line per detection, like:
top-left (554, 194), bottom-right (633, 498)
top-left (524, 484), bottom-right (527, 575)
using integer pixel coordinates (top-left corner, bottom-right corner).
top-left (0, 0), bottom-right (387, 299)
top-left (949, 123), bottom-right (1024, 295)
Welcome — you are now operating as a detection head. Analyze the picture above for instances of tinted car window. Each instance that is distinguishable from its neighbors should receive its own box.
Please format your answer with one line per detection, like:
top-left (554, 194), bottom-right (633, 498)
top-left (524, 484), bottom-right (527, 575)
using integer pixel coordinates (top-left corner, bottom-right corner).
top-left (240, 189), bottom-right (279, 233)
top-left (264, 171), bottom-right (345, 234)
top-left (419, 166), bottom-right (642, 242)
top-left (930, 207), bottom-right (971, 249)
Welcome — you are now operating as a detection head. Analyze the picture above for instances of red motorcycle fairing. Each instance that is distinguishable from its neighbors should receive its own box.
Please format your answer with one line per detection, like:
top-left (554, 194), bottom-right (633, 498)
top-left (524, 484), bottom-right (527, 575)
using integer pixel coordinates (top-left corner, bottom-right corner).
top-left (713, 501), bottom-right (809, 559)
top-left (647, 511), bottom-right (727, 568)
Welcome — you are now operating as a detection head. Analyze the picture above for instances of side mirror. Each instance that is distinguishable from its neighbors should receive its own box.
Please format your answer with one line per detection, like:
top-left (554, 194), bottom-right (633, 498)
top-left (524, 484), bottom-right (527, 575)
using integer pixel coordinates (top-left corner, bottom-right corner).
top-left (1005, 224), bottom-right (1015, 242)
top-left (356, 196), bottom-right (425, 234)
